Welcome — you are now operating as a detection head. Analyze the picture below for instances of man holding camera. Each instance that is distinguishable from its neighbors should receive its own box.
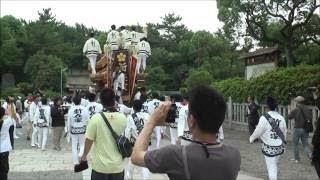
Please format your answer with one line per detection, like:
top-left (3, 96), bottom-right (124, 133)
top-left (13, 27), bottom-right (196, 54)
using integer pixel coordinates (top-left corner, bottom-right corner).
top-left (131, 85), bottom-right (241, 180)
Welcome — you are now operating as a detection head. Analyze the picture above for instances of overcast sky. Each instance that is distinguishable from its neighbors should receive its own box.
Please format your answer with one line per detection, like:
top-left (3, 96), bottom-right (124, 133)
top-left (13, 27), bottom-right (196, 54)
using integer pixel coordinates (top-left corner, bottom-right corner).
top-left (1, 0), bottom-right (223, 33)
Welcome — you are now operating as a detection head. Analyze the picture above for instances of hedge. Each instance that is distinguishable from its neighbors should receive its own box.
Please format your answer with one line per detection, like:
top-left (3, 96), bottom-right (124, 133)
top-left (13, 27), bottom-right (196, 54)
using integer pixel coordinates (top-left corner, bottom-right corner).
top-left (213, 64), bottom-right (320, 105)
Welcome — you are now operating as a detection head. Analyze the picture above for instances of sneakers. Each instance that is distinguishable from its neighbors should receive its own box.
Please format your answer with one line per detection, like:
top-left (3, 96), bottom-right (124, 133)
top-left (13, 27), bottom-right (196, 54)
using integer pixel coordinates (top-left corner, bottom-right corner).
top-left (26, 136), bottom-right (31, 141)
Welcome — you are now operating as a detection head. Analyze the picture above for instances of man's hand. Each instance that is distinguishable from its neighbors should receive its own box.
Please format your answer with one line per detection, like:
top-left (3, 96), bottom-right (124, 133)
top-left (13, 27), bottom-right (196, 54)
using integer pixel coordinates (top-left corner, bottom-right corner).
top-left (131, 102), bottom-right (171, 167)
top-left (80, 155), bottom-right (87, 162)
top-left (149, 101), bottom-right (171, 126)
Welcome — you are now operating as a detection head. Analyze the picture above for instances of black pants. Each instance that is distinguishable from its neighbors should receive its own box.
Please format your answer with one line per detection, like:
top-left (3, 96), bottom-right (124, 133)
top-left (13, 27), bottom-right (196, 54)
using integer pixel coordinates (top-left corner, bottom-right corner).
top-left (9, 125), bottom-right (14, 149)
top-left (248, 121), bottom-right (258, 135)
top-left (314, 160), bottom-right (320, 178)
top-left (91, 170), bottom-right (124, 180)
top-left (0, 152), bottom-right (9, 180)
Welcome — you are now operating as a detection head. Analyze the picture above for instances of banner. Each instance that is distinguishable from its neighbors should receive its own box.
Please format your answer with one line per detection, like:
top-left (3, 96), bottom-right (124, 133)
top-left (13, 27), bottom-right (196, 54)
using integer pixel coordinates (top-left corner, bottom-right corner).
top-left (129, 56), bottom-right (137, 99)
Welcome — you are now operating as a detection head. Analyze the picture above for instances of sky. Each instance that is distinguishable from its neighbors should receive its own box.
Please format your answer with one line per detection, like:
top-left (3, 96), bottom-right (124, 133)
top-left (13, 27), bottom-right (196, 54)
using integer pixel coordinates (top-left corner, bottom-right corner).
top-left (1, 0), bottom-right (223, 33)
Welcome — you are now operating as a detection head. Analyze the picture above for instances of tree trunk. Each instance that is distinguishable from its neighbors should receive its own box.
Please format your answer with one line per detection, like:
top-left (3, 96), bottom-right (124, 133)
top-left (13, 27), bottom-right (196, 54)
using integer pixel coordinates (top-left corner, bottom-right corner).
top-left (284, 46), bottom-right (295, 66)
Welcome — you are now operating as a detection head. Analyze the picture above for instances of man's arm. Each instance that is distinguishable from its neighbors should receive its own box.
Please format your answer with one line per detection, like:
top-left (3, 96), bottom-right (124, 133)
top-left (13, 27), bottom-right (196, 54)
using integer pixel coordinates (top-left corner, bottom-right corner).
top-left (288, 109), bottom-right (296, 120)
top-left (132, 102), bottom-right (170, 166)
top-left (80, 138), bottom-right (93, 161)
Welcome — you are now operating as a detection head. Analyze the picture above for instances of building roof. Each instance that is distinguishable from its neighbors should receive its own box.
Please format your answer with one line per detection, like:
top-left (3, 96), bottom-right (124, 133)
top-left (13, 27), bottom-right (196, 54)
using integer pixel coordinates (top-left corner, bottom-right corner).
top-left (240, 45), bottom-right (280, 59)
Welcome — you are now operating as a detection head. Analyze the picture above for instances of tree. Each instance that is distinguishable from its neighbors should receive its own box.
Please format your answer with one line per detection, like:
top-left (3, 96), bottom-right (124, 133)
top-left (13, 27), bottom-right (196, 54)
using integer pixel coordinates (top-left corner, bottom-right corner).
top-left (185, 69), bottom-right (213, 90)
top-left (24, 50), bottom-right (65, 91)
top-left (155, 13), bottom-right (193, 51)
top-left (0, 16), bottom-right (26, 80)
top-left (217, 0), bottom-right (320, 65)
top-left (145, 66), bottom-right (169, 91)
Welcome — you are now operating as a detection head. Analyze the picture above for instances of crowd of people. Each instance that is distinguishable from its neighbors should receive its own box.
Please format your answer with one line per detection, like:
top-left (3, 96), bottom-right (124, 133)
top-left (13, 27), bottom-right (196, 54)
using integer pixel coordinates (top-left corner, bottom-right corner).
top-left (0, 85), bottom-right (319, 180)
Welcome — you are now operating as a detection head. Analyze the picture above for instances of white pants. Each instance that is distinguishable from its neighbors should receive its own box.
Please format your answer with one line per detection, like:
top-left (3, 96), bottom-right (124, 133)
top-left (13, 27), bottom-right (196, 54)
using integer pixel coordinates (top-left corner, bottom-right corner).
top-left (169, 127), bottom-right (178, 145)
top-left (137, 54), bottom-right (147, 74)
top-left (71, 134), bottom-right (85, 165)
top-left (154, 126), bottom-right (162, 148)
top-left (264, 155), bottom-right (280, 180)
top-left (31, 125), bottom-right (38, 146)
top-left (127, 155), bottom-right (150, 180)
top-left (37, 127), bottom-right (48, 150)
top-left (86, 54), bottom-right (98, 74)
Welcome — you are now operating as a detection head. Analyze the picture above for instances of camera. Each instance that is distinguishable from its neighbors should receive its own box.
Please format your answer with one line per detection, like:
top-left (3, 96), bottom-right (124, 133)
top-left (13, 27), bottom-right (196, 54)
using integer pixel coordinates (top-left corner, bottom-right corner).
top-left (166, 103), bottom-right (177, 123)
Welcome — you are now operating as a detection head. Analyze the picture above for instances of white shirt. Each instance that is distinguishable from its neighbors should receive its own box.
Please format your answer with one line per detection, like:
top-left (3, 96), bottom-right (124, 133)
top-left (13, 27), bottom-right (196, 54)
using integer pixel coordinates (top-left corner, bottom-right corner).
top-left (2, 102), bottom-right (7, 110)
top-left (125, 111), bottom-right (150, 141)
top-left (121, 29), bottom-right (131, 42)
top-left (142, 101), bottom-right (149, 113)
top-left (146, 99), bottom-right (161, 114)
top-left (29, 101), bottom-right (41, 122)
top-left (83, 37), bottom-right (102, 55)
top-left (134, 91), bottom-right (141, 100)
top-left (130, 31), bottom-right (140, 45)
top-left (107, 30), bottom-right (119, 45)
top-left (0, 116), bottom-right (13, 152)
top-left (177, 104), bottom-right (189, 137)
top-left (67, 105), bottom-right (89, 134)
top-left (137, 40), bottom-right (151, 57)
top-left (217, 126), bottom-right (224, 142)
top-left (81, 98), bottom-right (89, 107)
top-left (115, 103), bottom-right (132, 115)
top-left (86, 102), bottom-right (103, 118)
top-left (34, 104), bottom-right (51, 127)
top-left (24, 100), bottom-right (30, 111)
top-left (250, 111), bottom-right (287, 146)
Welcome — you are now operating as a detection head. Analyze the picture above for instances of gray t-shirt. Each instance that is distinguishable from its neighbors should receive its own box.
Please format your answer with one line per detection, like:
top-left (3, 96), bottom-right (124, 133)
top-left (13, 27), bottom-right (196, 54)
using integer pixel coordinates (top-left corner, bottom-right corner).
top-left (145, 143), bottom-right (241, 180)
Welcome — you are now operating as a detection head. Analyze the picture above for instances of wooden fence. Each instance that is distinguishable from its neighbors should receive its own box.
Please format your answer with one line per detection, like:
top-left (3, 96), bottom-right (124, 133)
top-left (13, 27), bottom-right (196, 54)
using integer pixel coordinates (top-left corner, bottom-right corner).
top-left (225, 97), bottom-right (320, 133)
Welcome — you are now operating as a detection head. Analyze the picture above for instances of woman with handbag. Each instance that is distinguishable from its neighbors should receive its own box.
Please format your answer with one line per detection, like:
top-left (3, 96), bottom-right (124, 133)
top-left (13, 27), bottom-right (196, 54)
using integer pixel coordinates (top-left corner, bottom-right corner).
top-left (249, 96), bottom-right (287, 180)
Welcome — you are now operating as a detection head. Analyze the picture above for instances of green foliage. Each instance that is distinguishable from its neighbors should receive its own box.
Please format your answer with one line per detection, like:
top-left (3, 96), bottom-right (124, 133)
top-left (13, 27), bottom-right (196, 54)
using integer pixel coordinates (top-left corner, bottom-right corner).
top-left (24, 50), bottom-right (65, 91)
top-left (213, 77), bottom-right (248, 102)
top-left (217, 0), bottom-right (320, 65)
top-left (185, 69), bottom-right (213, 90)
top-left (145, 66), bottom-right (169, 91)
top-left (16, 82), bottom-right (33, 95)
top-left (214, 65), bottom-right (320, 105)
top-left (43, 89), bottom-right (60, 98)
top-left (1, 86), bottom-right (24, 98)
